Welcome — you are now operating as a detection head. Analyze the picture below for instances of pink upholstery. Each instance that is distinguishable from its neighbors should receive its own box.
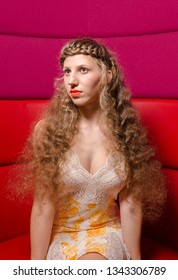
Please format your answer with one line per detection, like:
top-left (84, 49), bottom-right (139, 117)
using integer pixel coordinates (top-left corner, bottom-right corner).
top-left (1, 34), bottom-right (178, 99)
top-left (0, 1), bottom-right (178, 37)
top-left (0, 1), bottom-right (178, 259)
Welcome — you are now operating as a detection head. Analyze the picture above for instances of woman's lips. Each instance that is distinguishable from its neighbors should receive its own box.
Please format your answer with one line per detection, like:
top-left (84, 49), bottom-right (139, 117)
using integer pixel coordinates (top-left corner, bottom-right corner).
top-left (70, 90), bottom-right (81, 97)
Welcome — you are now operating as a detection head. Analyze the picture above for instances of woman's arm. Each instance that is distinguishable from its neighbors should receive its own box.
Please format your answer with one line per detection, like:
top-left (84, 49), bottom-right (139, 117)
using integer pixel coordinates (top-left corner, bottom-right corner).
top-left (119, 188), bottom-right (142, 260)
top-left (30, 193), bottom-right (55, 260)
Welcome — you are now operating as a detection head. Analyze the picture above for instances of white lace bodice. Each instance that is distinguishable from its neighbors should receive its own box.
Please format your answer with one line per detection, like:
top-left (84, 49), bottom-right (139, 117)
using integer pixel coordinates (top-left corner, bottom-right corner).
top-left (60, 150), bottom-right (126, 203)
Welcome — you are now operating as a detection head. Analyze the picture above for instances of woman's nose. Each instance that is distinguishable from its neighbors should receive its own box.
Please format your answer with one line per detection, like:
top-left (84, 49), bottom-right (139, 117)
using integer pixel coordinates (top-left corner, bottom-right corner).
top-left (68, 73), bottom-right (79, 86)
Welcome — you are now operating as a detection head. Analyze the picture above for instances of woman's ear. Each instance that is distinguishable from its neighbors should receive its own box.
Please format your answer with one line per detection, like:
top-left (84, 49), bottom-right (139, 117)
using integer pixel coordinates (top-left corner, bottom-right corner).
top-left (107, 70), bottom-right (113, 84)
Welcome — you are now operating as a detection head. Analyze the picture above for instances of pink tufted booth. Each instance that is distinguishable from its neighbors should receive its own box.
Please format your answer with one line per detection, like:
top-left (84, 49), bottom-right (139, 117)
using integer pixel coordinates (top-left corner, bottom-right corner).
top-left (0, 1), bottom-right (178, 259)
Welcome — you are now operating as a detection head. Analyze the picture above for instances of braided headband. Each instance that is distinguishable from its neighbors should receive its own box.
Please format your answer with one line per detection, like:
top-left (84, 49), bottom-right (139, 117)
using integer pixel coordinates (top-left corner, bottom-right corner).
top-left (60, 38), bottom-right (113, 69)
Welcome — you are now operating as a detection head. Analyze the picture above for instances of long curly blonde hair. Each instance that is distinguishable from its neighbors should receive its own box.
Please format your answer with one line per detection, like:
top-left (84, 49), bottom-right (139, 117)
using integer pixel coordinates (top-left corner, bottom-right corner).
top-left (12, 38), bottom-right (166, 222)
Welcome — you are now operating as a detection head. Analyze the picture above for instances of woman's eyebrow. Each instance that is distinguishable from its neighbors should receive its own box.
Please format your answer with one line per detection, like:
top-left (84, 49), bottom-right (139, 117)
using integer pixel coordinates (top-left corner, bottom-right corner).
top-left (63, 64), bottom-right (90, 69)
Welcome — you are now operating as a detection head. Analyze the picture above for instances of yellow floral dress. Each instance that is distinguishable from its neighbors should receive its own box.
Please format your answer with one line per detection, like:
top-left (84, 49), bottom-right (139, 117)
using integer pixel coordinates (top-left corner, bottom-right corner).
top-left (46, 150), bottom-right (131, 260)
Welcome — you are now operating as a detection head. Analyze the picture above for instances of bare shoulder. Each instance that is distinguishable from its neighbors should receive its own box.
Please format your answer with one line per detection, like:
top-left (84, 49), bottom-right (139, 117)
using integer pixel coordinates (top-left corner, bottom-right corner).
top-left (33, 119), bottom-right (46, 141)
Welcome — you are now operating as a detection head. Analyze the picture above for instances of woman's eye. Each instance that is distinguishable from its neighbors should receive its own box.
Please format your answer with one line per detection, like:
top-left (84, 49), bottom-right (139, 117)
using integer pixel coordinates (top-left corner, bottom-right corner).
top-left (80, 67), bottom-right (88, 74)
top-left (63, 69), bottom-right (71, 75)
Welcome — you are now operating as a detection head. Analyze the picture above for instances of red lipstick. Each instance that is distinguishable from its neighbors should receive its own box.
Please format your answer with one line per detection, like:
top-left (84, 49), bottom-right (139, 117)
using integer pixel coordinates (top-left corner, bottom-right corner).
top-left (70, 89), bottom-right (81, 97)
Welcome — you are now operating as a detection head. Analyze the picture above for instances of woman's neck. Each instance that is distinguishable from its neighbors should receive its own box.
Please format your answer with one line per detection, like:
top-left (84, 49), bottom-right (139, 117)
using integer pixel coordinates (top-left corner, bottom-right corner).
top-left (78, 104), bottom-right (102, 127)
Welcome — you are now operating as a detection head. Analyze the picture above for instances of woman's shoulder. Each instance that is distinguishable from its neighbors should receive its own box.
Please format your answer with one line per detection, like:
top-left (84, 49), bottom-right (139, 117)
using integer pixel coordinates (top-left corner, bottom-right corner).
top-left (32, 119), bottom-right (46, 142)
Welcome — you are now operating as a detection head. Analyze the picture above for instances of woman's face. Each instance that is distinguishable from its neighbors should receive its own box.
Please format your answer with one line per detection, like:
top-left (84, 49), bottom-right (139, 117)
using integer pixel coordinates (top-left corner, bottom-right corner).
top-left (63, 54), bottom-right (102, 107)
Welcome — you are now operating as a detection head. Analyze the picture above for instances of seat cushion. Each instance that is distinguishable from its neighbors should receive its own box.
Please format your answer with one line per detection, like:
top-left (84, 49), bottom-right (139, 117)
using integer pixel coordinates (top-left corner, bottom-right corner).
top-left (0, 234), bottom-right (30, 260)
top-left (142, 238), bottom-right (178, 260)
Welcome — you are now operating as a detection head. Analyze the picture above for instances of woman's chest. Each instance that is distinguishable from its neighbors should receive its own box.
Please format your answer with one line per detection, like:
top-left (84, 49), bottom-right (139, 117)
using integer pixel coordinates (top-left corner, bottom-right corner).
top-left (71, 128), bottom-right (111, 176)
top-left (60, 150), bottom-right (126, 203)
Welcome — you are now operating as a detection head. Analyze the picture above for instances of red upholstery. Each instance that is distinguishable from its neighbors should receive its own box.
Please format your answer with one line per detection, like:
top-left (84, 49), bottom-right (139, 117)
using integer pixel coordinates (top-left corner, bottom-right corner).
top-left (0, 166), bottom-right (32, 242)
top-left (133, 99), bottom-right (178, 168)
top-left (141, 238), bottom-right (178, 260)
top-left (0, 100), bottom-right (48, 164)
top-left (0, 235), bottom-right (30, 260)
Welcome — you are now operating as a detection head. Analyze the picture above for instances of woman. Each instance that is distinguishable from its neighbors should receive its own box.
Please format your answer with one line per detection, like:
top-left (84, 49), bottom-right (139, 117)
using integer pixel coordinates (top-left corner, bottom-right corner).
top-left (30, 38), bottom-right (165, 260)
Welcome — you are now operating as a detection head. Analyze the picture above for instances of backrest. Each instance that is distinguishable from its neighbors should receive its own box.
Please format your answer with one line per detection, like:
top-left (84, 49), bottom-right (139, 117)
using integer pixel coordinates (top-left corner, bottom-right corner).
top-left (0, 1), bottom-right (178, 250)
